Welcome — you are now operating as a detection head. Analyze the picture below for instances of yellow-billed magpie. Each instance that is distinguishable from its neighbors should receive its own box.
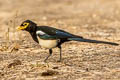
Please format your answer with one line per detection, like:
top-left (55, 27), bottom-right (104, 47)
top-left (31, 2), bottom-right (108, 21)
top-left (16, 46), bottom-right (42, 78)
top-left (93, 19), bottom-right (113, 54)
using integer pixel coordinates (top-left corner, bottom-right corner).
top-left (17, 20), bottom-right (119, 62)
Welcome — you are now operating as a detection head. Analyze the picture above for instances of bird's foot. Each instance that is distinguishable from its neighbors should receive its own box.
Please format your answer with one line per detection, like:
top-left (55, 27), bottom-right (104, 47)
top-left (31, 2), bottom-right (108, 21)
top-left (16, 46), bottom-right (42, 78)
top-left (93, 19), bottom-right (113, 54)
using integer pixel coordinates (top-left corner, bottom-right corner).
top-left (44, 59), bottom-right (48, 63)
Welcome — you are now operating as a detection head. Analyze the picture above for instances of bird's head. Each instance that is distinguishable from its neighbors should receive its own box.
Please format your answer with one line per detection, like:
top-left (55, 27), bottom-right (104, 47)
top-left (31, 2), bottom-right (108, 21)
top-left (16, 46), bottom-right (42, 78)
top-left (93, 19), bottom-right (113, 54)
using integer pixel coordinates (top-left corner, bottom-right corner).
top-left (17, 20), bottom-right (37, 32)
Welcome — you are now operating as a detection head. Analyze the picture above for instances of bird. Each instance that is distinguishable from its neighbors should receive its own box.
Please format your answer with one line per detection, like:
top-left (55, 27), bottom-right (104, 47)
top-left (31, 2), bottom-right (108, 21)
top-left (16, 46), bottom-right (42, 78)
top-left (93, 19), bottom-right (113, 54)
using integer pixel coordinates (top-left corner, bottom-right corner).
top-left (17, 20), bottom-right (119, 62)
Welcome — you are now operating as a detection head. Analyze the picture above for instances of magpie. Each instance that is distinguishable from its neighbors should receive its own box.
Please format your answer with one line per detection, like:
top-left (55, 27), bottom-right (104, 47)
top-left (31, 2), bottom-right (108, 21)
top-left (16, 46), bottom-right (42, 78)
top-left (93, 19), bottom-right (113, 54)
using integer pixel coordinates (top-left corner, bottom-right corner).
top-left (17, 20), bottom-right (119, 62)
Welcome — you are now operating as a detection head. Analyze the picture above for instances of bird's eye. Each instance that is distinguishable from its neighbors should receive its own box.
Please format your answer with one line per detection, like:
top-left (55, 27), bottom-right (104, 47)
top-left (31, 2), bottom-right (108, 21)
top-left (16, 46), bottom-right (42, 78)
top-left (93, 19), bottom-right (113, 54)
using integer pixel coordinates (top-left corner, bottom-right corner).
top-left (21, 23), bottom-right (29, 27)
top-left (23, 23), bottom-right (27, 25)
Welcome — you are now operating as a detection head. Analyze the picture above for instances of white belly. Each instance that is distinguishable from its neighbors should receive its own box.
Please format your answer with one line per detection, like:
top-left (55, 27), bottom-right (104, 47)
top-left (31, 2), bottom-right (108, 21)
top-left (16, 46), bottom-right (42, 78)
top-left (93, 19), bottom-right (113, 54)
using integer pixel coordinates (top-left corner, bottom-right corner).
top-left (37, 37), bottom-right (58, 49)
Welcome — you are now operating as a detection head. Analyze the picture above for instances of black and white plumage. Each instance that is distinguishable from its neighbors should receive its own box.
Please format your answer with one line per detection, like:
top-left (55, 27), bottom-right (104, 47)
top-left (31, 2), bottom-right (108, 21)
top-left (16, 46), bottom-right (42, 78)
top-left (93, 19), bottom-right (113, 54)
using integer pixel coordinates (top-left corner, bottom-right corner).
top-left (17, 20), bottom-right (119, 62)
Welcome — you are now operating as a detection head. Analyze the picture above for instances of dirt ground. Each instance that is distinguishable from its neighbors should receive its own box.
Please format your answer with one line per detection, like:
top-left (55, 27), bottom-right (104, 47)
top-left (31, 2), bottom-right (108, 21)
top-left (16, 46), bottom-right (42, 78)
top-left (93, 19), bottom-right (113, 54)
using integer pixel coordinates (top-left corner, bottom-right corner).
top-left (0, 0), bottom-right (120, 80)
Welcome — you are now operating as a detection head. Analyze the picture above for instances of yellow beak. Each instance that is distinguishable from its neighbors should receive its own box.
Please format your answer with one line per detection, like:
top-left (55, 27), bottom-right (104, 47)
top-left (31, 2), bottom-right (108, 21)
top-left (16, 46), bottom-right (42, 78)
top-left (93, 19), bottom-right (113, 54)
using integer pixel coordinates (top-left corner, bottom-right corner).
top-left (17, 26), bottom-right (22, 30)
top-left (16, 26), bottom-right (27, 30)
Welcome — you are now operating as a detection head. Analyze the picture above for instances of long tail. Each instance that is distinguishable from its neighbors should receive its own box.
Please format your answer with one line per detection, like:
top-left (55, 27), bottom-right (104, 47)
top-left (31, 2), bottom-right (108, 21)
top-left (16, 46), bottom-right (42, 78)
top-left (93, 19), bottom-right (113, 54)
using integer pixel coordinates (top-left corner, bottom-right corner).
top-left (68, 37), bottom-right (119, 46)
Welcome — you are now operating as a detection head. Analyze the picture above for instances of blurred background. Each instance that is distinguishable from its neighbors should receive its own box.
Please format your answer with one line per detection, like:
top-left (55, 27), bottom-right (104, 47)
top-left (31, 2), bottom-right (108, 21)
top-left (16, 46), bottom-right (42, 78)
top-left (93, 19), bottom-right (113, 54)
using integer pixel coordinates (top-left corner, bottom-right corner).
top-left (0, 0), bottom-right (120, 41)
top-left (0, 0), bottom-right (120, 80)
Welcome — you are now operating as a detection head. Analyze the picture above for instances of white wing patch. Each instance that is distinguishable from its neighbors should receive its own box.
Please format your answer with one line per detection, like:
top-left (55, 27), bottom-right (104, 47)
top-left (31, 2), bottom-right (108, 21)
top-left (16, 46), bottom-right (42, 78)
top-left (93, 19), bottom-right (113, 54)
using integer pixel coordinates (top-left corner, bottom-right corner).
top-left (36, 31), bottom-right (46, 35)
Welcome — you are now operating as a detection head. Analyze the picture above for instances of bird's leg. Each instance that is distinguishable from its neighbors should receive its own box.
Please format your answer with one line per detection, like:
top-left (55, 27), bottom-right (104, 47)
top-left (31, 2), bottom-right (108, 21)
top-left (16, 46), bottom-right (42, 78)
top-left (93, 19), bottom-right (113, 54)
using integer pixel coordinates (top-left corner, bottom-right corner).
top-left (44, 49), bottom-right (52, 62)
top-left (58, 46), bottom-right (62, 62)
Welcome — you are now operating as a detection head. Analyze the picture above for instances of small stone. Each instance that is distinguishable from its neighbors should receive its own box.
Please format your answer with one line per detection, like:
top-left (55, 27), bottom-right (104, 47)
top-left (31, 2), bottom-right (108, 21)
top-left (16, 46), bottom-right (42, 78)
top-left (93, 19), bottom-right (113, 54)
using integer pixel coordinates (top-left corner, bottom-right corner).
top-left (41, 70), bottom-right (59, 76)
top-left (8, 60), bottom-right (22, 68)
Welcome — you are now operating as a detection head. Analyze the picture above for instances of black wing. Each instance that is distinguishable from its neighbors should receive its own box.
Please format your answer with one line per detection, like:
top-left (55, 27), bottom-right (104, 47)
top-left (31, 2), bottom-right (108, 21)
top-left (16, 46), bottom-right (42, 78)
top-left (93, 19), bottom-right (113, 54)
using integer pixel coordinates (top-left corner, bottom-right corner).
top-left (36, 26), bottom-right (82, 39)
